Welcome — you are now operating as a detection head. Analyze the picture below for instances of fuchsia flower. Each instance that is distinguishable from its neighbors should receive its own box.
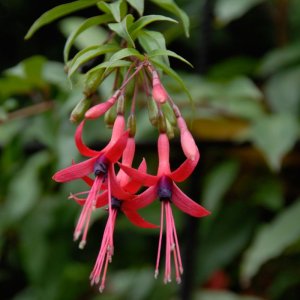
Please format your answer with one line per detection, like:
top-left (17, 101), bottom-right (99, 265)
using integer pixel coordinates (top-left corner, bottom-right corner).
top-left (53, 115), bottom-right (132, 248)
top-left (70, 136), bottom-right (157, 292)
top-left (119, 133), bottom-right (210, 283)
top-left (152, 70), bottom-right (168, 104)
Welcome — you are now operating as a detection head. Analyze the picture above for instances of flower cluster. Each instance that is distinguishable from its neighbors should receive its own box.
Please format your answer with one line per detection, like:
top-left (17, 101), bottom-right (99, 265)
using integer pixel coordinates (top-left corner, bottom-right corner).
top-left (53, 60), bottom-right (210, 292)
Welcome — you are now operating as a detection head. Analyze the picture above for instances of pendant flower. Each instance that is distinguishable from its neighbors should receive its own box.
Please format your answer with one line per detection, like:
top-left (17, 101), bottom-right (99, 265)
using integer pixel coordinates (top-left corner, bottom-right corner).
top-left (69, 136), bottom-right (158, 292)
top-left (119, 133), bottom-right (210, 283)
top-left (53, 115), bottom-right (131, 248)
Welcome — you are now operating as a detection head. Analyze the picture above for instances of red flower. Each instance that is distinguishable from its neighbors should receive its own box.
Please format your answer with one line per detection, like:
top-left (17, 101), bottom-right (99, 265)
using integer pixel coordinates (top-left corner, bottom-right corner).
top-left (53, 115), bottom-right (131, 248)
top-left (119, 133), bottom-right (210, 283)
top-left (69, 136), bottom-right (157, 292)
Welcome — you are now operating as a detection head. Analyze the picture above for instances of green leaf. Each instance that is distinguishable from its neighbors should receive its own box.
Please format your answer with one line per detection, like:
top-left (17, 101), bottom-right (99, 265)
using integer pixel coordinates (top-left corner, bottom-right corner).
top-left (215, 0), bottom-right (265, 25)
top-left (202, 160), bottom-right (239, 213)
top-left (195, 290), bottom-right (263, 300)
top-left (0, 152), bottom-right (50, 227)
top-left (138, 30), bottom-right (169, 65)
top-left (150, 0), bottom-right (190, 37)
top-left (258, 43), bottom-right (300, 76)
top-left (197, 203), bottom-right (257, 283)
top-left (108, 47), bottom-right (144, 62)
top-left (250, 114), bottom-right (299, 171)
top-left (62, 15), bottom-right (113, 62)
top-left (5, 55), bottom-right (47, 88)
top-left (265, 67), bottom-right (300, 115)
top-left (97, 0), bottom-right (127, 22)
top-left (126, 0), bottom-right (144, 16)
top-left (108, 14), bottom-right (135, 47)
top-left (147, 49), bottom-right (192, 67)
top-left (241, 199), bottom-right (300, 283)
top-left (84, 60), bottom-right (131, 94)
top-left (130, 15), bottom-right (177, 39)
top-left (25, 0), bottom-right (101, 39)
top-left (150, 58), bottom-right (193, 103)
top-left (68, 44), bottom-right (119, 77)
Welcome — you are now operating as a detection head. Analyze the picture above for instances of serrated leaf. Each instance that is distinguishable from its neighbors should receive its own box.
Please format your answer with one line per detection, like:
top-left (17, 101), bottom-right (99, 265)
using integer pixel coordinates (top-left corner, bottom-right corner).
top-left (150, 58), bottom-right (193, 103)
top-left (147, 49), bottom-right (192, 67)
top-left (130, 15), bottom-right (177, 39)
top-left (63, 14), bottom-right (113, 62)
top-left (241, 199), bottom-right (300, 283)
top-left (126, 0), bottom-right (144, 16)
top-left (68, 44), bottom-right (119, 77)
top-left (25, 0), bottom-right (101, 39)
top-left (215, 0), bottom-right (265, 25)
top-left (97, 0), bottom-right (127, 22)
top-left (250, 114), bottom-right (299, 171)
top-left (108, 14), bottom-right (135, 47)
top-left (150, 0), bottom-right (190, 37)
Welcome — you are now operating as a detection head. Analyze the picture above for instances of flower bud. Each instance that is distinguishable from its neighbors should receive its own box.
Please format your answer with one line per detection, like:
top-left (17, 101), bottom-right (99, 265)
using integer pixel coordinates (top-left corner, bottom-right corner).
top-left (158, 113), bottom-right (167, 133)
top-left (162, 103), bottom-right (177, 127)
top-left (127, 114), bottom-right (136, 137)
top-left (180, 129), bottom-right (198, 161)
top-left (70, 97), bottom-right (91, 123)
top-left (116, 95), bottom-right (125, 115)
top-left (166, 119), bottom-right (175, 139)
top-left (152, 71), bottom-right (168, 104)
top-left (177, 116), bottom-right (198, 161)
top-left (104, 105), bottom-right (117, 128)
top-left (85, 91), bottom-right (120, 119)
top-left (147, 97), bottom-right (159, 126)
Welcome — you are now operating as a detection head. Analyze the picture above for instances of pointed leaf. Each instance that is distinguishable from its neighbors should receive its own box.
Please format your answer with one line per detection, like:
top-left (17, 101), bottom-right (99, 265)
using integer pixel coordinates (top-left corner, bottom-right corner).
top-left (63, 14), bottom-right (113, 62)
top-left (241, 199), bottom-right (300, 283)
top-left (68, 44), bottom-right (119, 77)
top-left (108, 14), bottom-right (135, 47)
top-left (150, 0), bottom-right (190, 37)
top-left (148, 49), bottom-right (193, 67)
top-left (130, 15), bottom-right (177, 39)
top-left (98, 0), bottom-right (127, 22)
top-left (126, 0), bottom-right (144, 16)
top-left (25, 0), bottom-right (101, 39)
top-left (138, 29), bottom-right (169, 66)
top-left (250, 114), bottom-right (299, 171)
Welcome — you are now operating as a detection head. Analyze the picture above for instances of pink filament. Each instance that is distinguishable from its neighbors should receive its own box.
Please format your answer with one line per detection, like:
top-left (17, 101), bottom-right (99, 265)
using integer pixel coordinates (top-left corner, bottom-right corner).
top-left (90, 208), bottom-right (118, 292)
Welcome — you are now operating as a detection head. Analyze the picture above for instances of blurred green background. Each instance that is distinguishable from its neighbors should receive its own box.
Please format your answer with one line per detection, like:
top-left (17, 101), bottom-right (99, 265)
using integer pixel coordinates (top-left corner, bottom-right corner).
top-left (0, 0), bottom-right (300, 300)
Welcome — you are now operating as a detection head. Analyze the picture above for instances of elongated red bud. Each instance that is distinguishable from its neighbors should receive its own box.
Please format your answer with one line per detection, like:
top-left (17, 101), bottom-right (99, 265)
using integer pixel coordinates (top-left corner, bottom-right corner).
top-left (85, 91), bottom-right (120, 119)
top-left (152, 71), bottom-right (168, 104)
top-left (177, 116), bottom-right (198, 161)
